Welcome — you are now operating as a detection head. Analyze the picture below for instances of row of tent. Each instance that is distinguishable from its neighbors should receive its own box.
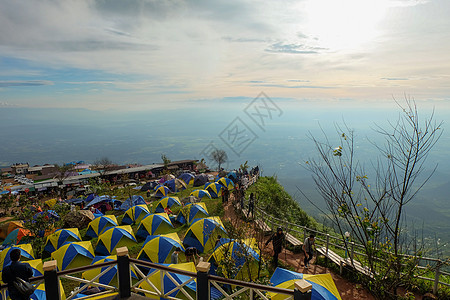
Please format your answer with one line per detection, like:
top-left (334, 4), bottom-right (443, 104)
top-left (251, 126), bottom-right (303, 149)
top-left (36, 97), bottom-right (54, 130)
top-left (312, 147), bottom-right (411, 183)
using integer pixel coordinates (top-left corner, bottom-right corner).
top-left (0, 240), bottom-right (341, 300)
top-left (1, 197), bottom-right (211, 248)
top-left (63, 173), bottom-right (236, 213)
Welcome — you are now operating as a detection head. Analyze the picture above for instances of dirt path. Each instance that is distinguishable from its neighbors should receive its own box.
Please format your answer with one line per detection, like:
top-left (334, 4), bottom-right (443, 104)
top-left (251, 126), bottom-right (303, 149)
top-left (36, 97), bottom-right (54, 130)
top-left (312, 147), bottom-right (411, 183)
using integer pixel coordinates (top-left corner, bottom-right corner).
top-left (222, 199), bottom-right (375, 300)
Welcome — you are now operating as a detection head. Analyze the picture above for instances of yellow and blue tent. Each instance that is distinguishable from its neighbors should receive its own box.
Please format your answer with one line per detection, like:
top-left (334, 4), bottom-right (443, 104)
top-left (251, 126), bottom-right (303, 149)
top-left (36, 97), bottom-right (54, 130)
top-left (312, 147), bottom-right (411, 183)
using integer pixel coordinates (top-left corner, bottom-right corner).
top-left (227, 171), bottom-right (237, 180)
top-left (24, 259), bottom-right (44, 277)
top-left (269, 268), bottom-right (342, 300)
top-left (137, 233), bottom-right (185, 264)
top-left (208, 238), bottom-right (260, 281)
top-left (217, 177), bottom-right (234, 190)
top-left (165, 178), bottom-right (187, 193)
top-left (138, 262), bottom-right (197, 299)
top-left (31, 282), bottom-right (66, 300)
top-left (176, 203), bottom-right (209, 225)
top-left (85, 215), bottom-right (118, 238)
top-left (183, 217), bottom-right (227, 253)
top-left (155, 186), bottom-right (170, 198)
top-left (44, 228), bottom-right (81, 253)
top-left (51, 241), bottom-right (95, 271)
top-left (95, 225), bottom-right (138, 256)
top-left (204, 182), bottom-right (222, 198)
top-left (121, 204), bottom-right (150, 225)
top-left (0, 258), bottom-right (43, 288)
top-left (178, 173), bottom-right (195, 186)
top-left (0, 244), bottom-right (34, 271)
top-left (154, 197), bottom-right (181, 213)
top-left (82, 255), bottom-right (138, 287)
top-left (189, 189), bottom-right (211, 200)
top-left (136, 213), bottom-right (174, 238)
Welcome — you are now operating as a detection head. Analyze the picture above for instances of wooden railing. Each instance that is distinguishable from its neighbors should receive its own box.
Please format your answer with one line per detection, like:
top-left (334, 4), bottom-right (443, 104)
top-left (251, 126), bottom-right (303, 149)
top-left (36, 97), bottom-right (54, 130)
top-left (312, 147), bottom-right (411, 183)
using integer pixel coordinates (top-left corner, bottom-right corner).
top-left (248, 202), bottom-right (450, 294)
top-left (0, 246), bottom-right (313, 300)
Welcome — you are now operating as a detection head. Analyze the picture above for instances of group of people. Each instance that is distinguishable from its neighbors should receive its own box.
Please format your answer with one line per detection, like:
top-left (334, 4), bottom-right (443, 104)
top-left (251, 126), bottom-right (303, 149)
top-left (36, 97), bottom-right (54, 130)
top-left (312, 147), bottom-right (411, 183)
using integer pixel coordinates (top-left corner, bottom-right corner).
top-left (265, 227), bottom-right (316, 268)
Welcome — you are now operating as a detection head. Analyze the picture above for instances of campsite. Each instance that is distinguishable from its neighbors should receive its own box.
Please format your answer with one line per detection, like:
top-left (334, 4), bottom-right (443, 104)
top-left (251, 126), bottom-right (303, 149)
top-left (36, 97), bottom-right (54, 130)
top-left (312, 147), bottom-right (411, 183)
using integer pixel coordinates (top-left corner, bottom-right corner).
top-left (0, 165), bottom-right (344, 300)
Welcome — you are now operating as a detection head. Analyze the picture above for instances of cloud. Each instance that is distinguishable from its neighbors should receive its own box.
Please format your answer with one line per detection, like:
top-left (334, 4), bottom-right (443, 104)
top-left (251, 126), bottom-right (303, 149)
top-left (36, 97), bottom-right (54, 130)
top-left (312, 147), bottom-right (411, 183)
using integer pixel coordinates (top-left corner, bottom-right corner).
top-left (388, 0), bottom-right (431, 7)
top-left (381, 77), bottom-right (410, 81)
top-left (0, 80), bottom-right (53, 87)
top-left (222, 36), bottom-right (269, 43)
top-left (0, 101), bottom-right (17, 107)
top-left (251, 83), bottom-right (334, 89)
top-left (265, 42), bottom-right (326, 54)
top-left (287, 79), bottom-right (310, 83)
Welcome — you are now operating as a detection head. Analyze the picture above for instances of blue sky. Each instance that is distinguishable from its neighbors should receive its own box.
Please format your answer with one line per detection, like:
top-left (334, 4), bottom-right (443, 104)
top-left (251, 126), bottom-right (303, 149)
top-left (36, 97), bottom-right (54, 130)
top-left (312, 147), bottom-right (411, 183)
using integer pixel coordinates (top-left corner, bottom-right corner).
top-left (0, 0), bottom-right (449, 111)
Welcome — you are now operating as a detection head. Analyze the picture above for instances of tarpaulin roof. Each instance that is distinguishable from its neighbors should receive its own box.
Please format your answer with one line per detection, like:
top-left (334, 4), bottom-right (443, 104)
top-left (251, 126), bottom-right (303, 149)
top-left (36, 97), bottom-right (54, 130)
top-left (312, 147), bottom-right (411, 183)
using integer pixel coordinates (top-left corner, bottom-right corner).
top-left (119, 195), bottom-right (147, 211)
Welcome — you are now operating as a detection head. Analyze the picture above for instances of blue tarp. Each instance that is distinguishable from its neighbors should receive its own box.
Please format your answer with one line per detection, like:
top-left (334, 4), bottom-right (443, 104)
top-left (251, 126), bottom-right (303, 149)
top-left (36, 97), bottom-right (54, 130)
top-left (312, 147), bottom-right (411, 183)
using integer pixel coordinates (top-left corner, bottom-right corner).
top-left (119, 195), bottom-right (146, 211)
top-left (64, 198), bottom-right (85, 204)
top-left (85, 195), bottom-right (120, 208)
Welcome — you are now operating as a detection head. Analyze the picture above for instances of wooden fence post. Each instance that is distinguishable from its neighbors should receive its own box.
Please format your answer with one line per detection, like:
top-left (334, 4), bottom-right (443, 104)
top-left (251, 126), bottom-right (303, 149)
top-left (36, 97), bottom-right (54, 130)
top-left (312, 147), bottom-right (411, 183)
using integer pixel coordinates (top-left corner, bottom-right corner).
top-left (197, 262), bottom-right (211, 300)
top-left (117, 247), bottom-right (131, 298)
top-left (43, 260), bottom-right (60, 300)
top-left (433, 261), bottom-right (441, 295)
top-left (294, 279), bottom-right (312, 300)
top-left (350, 242), bottom-right (355, 266)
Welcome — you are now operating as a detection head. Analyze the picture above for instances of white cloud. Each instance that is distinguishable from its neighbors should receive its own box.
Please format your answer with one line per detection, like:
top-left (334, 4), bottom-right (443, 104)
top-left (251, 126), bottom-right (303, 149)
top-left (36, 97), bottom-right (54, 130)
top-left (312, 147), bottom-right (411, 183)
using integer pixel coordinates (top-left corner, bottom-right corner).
top-left (0, 0), bottom-right (448, 109)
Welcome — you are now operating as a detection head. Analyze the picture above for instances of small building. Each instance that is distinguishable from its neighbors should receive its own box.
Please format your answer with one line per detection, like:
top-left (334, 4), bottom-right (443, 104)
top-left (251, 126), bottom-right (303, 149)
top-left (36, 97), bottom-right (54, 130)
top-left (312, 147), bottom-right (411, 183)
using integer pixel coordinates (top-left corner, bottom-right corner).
top-left (11, 163), bottom-right (29, 175)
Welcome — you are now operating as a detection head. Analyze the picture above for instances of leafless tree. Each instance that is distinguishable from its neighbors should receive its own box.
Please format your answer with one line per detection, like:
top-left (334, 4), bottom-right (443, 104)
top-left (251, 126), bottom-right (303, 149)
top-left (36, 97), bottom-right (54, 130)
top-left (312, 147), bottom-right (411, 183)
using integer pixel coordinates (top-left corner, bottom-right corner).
top-left (211, 149), bottom-right (228, 171)
top-left (93, 157), bottom-right (116, 179)
top-left (304, 100), bottom-right (442, 298)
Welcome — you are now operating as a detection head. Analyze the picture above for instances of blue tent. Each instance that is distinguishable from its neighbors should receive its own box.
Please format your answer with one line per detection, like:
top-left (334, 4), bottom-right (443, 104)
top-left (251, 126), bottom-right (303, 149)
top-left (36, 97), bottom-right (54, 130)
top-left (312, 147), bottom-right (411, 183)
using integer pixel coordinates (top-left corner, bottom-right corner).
top-left (141, 181), bottom-right (159, 192)
top-left (178, 173), bottom-right (195, 185)
top-left (269, 268), bottom-right (342, 300)
top-left (119, 195), bottom-right (146, 211)
top-left (193, 174), bottom-right (209, 187)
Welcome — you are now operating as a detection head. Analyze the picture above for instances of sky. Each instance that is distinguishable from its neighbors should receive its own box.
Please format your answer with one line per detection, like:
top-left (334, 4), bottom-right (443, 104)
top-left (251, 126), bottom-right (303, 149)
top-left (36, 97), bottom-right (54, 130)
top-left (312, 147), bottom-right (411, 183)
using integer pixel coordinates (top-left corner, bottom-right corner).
top-left (0, 0), bottom-right (449, 111)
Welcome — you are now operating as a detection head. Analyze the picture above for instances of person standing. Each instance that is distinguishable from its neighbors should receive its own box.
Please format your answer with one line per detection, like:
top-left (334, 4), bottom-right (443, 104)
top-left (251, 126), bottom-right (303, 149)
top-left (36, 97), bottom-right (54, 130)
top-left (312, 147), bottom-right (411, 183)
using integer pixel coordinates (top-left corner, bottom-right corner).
top-left (265, 227), bottom-right (285, 267)
top-left (171, 248), bottom-right (181, 264)
top-left (2, 248), bottom-right (33, 300)
top-left (303, 234), bottom-right (316, 268)
top-left (222, 187), bottom-right (229, 204)
top-left (247, 192), bottom-right (255, 218)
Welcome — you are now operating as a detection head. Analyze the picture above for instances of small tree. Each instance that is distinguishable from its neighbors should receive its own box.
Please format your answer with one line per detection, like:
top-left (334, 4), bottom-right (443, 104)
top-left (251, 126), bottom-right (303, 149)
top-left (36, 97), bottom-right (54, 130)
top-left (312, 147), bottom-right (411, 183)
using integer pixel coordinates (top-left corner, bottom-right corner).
top-left (53, 163), bottom-right (73, 198)
top-left (211, 149), bottom-right (228, 171)
top-left (240, 161), bottom-right (249, 173)
top-left (93, 157), bottom-right (115, 179)
top-left (305, 100), bottom-right (442, 299)
top-left (20, 203), bottom-right (70, 258)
